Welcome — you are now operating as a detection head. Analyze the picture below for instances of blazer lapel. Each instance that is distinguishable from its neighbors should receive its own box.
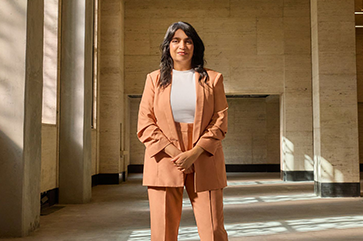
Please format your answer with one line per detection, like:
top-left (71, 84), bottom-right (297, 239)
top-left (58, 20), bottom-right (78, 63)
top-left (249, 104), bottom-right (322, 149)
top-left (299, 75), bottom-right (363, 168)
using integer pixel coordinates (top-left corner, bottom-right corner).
top-left (162, 74), bottom-right (179, 142)
top-left (193, 72), bottom-right (204, 145)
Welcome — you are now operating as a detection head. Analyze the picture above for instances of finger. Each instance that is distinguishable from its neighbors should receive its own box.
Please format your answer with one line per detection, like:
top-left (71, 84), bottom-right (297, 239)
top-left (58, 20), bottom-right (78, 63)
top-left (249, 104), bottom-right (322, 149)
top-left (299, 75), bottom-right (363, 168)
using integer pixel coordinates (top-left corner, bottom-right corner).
top-left (178, 164), bottom-right (186, 170)
top-left (174, 160), bottom-right (183, 167)
top-left (171, 154), bottom-right (181, 162)
top-left (174, 158), bottom-right (184, 165)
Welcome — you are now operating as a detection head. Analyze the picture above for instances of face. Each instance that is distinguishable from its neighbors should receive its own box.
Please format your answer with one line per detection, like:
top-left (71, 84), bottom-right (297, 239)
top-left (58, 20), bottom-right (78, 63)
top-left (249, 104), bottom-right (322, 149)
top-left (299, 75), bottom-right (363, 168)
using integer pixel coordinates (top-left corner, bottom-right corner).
top-left (169, 29), bottom-right (194, 69)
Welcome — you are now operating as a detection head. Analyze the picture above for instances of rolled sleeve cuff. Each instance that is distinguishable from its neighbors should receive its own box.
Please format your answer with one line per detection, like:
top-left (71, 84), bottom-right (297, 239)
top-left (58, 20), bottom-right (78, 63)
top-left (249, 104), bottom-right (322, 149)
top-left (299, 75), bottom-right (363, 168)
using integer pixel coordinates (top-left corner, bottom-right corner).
top-left (196, 138), bottom-right (219, 156)
top-left (148, 138), bottom-right (171, 158)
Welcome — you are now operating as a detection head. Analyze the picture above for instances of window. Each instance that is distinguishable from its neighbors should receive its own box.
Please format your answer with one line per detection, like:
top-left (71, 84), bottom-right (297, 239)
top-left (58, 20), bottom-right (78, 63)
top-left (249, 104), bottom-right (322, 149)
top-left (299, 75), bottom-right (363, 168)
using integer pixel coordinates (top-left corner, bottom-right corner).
top-left (42, 0), bottom-right (59, 125)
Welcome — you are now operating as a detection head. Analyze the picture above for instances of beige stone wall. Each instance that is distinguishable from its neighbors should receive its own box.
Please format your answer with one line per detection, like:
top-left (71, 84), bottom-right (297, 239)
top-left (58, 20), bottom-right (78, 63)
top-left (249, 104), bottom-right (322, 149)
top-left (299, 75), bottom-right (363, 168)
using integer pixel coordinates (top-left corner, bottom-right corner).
top-left (124, 0), bottom-right (312, 171)
top-left (120, 0), bottom-right (126, 172)
top-left (224, 97), bottom-right (280, 164)
top-left (357, 29), bottom-right (363, 163)
top-left (124, 0), bottom-right (294, 95)
top-left (40, 125), bottom-right (58, 193)
top-left (99, 0), bottom-right (125, 173)
top-left (358, 30), bottom-right (363, 102)
top-left (356, 0), bottom-right (363, 164)
top-left (130, 97), bottom-right (280, 165)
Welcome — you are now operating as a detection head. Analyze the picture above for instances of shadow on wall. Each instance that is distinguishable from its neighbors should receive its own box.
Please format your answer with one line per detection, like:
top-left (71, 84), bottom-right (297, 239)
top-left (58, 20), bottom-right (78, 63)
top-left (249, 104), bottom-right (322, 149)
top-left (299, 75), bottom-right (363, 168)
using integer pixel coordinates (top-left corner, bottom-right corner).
top-left (0, 1), bottom-right (45, 236)
top-left (0, 129), bottom-right (24, 236)
top-left (0, 1), bottom-right (26, 144)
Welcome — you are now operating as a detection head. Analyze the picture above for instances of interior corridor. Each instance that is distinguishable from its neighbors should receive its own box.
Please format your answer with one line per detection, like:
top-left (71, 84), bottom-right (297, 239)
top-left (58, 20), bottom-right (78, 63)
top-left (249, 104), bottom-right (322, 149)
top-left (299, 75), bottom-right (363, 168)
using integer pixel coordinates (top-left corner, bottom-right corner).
top-left (2, 0), bottom-right (363, 239)
top-left (3, 173), bottom-right (363, 241)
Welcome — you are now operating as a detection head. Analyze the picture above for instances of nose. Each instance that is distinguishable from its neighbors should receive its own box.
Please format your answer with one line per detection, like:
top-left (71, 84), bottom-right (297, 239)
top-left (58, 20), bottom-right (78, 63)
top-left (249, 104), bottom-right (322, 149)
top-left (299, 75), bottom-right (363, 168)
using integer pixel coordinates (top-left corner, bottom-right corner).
top-left (179, 40), bottom-right (186, 49)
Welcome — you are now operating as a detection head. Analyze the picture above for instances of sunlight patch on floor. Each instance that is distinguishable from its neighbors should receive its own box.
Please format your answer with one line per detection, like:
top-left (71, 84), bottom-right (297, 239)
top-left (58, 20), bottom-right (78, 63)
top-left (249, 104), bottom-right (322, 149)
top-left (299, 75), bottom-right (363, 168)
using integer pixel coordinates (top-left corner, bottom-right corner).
top-left (127, 215), bottom-right (363, 241)
top-left (182, 193), bottom-right (319, 208)
top-left (226, 180), bottom-right (312, 187)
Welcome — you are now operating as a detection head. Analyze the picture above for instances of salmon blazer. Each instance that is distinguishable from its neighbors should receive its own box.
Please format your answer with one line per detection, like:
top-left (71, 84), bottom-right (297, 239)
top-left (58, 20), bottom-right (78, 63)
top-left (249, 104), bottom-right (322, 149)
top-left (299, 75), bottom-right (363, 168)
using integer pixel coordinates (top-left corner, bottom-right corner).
top-left (137, 69), bottom-right (228, 192)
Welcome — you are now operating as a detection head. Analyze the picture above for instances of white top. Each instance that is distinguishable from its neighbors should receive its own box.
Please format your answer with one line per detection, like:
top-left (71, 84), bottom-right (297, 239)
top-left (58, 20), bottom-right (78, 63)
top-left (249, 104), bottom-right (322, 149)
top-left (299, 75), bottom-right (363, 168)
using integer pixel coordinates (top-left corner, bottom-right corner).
top-left (170, 69), bottom-right (196, 123)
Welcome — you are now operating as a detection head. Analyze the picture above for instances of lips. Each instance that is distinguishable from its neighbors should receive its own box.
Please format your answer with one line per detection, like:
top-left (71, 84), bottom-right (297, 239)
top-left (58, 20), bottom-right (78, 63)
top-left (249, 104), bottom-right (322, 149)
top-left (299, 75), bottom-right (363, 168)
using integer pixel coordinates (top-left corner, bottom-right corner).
top-left (177, 52), bottom-right (187, 55)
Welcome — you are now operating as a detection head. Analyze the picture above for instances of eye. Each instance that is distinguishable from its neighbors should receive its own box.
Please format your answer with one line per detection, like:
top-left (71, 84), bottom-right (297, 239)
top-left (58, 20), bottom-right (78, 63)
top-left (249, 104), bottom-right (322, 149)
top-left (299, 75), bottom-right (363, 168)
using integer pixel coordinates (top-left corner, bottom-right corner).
top-left (171, 39), bottom-right (179, 43)
top-left (186, 40), bottom-right (193, 44)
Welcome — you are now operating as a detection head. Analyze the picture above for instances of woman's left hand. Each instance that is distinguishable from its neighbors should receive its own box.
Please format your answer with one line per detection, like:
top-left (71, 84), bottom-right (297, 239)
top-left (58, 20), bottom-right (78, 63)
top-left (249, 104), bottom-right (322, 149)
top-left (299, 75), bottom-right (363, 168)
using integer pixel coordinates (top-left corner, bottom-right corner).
top-left (171, 146), bottom-right (204, 172)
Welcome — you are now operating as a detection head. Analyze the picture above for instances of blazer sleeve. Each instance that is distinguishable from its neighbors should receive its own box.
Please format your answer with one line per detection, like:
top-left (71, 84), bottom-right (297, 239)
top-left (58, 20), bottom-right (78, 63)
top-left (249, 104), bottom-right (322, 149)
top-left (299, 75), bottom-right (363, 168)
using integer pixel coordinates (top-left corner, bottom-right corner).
top-left (195, 73), bottom-right (228, 156)
top-left (137, 73), bottom-right (171, 158)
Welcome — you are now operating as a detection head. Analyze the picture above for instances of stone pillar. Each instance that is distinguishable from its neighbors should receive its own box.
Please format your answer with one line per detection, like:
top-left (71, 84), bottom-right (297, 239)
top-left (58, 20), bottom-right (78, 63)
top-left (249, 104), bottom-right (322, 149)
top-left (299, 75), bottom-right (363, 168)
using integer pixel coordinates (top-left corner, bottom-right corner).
top-left (357, 3), bottom-right (363, 165)
top-left (281, 0), bottom-right (314, 181)
top-left (98, 0), bottom-right (125, 183)
top-left (311, 0), bottom-right (360, 197)
top-left (59, 0), bottom-right (93, 203)
top-left (0, 0), bottom-right (44, 237)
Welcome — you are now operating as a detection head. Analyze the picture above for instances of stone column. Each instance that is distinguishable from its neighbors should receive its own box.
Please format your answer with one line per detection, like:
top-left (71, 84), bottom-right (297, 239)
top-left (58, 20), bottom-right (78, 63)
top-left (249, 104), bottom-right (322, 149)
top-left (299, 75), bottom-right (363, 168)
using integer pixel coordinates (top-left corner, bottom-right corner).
top-left (98, 0), bottom-right (125, 183)
top-left (59, 0), bottom-right (93, 203)
top-left (357, 3), bottom-right (363, 165)
top-left (311, 0), bottom-right (360, 197)
top-left (280, 0), bottom-right (314, 181)
top-left (0, 0), bottom-right (44, 237)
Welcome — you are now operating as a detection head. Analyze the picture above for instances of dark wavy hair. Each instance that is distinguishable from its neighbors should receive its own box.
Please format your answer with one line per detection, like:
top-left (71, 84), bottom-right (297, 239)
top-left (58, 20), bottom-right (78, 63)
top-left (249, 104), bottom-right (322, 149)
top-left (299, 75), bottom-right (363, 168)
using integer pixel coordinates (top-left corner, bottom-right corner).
top-left (159, 21), bottom-right (209, 88)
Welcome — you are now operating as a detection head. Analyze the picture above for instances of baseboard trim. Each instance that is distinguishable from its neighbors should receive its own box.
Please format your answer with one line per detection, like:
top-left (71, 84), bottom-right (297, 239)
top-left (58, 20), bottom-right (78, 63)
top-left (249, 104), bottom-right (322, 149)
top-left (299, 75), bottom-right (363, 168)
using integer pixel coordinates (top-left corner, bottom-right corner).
top-left (282, 171), bottom-right (314, 181)
top-left (92, 172), bottom-right (125, 186)
top-left (127, 164), bottom-right (280, 173)
top-left (314, 181), bottom-right (360, 197)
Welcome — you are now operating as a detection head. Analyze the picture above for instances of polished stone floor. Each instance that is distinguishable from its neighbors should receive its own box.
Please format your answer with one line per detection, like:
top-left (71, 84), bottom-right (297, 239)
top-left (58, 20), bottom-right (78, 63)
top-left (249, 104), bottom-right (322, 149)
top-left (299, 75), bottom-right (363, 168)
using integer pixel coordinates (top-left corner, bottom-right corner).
top-left (3, 173), bottom-right (363, 241)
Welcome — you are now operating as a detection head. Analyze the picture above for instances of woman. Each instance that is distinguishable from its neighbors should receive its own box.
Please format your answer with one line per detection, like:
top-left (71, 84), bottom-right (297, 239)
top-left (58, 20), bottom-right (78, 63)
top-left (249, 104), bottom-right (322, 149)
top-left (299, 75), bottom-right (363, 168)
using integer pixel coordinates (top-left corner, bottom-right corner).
top-left (137, 21), bottom-right (229, 241)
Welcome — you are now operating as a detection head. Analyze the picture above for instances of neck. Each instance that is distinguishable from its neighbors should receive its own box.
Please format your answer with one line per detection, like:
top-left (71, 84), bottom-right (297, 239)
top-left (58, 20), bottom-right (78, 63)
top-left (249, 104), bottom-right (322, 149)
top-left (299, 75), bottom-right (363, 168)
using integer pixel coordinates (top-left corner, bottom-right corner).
top-left (173, 62), bottom-right (192, 71)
